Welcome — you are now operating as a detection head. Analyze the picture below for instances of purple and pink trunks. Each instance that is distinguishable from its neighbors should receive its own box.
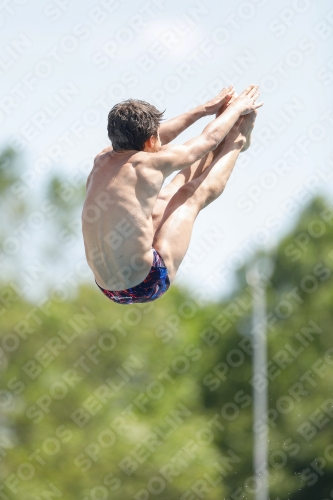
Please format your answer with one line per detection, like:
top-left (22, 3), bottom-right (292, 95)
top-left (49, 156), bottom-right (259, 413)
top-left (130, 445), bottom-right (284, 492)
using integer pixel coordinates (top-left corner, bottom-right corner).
top-left (95, 248), bottom-right (170, 305)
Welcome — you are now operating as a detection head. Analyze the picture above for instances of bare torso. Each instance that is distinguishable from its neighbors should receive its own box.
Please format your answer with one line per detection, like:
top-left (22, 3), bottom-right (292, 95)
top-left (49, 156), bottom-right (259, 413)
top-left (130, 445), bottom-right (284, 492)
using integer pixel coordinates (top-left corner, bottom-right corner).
top-left (82, 148), bottom-right (164, 290)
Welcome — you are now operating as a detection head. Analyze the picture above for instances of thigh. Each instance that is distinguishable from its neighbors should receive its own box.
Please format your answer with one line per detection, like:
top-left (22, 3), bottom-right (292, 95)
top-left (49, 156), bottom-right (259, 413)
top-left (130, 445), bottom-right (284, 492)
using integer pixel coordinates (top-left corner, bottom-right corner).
top-left (152, 178), bottom-right (207, 283)
top-left (151, 175), bottom-right (188, 235)
top-left (152, 174), bottom-right (186, 233)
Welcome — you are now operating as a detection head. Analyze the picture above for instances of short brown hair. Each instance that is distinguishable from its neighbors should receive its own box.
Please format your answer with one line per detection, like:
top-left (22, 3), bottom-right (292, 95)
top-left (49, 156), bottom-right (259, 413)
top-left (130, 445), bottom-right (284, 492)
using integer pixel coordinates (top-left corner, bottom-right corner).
top-left (107, 99), bottom-right (165, 151)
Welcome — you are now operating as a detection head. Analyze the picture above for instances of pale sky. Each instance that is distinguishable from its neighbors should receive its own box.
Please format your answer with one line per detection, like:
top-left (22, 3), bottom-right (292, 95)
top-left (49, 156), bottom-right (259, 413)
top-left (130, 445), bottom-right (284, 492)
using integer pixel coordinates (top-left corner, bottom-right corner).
top-left (1, 0), bottom-right (332, 302)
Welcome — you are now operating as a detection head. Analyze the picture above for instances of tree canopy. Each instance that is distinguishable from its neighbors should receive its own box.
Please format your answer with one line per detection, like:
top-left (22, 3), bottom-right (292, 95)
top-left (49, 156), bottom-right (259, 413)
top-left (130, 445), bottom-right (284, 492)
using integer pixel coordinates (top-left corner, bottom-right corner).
top-left (1, 147), bottom-right (333, 499)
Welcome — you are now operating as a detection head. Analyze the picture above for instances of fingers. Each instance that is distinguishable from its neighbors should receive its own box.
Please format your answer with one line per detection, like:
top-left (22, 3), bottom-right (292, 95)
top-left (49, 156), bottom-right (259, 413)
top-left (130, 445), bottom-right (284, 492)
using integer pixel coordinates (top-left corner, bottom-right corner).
top-left (223, 84), bottom-right (263, 112)
top-left (227, 91), bottom-right (238, 105)
top-left (251, 89), bottom-right (261, 105)
top-left (248, 85), bottom-right (260, 98)
top-left (220, 84), bottom-right (234, 94)
top-left (222, 89), bottom-right (235, 104)
top-left (240, 84), bottom-right (256, 96)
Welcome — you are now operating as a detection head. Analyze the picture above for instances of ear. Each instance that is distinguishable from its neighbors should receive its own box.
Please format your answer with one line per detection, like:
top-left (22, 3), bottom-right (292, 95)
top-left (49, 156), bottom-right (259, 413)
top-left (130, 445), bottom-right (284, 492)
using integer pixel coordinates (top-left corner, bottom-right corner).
top-left (146, 135), bottom-right (155, 147)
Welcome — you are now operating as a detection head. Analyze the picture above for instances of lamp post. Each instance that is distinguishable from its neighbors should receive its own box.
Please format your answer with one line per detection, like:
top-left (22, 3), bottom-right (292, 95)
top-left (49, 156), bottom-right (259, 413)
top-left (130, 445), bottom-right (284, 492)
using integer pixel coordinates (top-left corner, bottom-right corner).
top-left (246, 257), bottom-right (274, 500)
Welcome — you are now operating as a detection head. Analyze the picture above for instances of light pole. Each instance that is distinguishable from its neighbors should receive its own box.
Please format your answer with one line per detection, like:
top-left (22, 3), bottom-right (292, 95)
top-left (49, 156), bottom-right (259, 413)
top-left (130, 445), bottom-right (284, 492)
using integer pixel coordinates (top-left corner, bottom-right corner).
top-left (246, 257), bottom-right (274, 500)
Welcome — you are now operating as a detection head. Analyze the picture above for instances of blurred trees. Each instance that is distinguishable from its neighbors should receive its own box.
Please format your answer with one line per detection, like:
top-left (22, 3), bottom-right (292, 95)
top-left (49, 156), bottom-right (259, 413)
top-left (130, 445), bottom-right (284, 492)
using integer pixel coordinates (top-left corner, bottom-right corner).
top-left (0, 146), bottom-right (87, 293)
top-left (1, 147), bottom-right (333, 499)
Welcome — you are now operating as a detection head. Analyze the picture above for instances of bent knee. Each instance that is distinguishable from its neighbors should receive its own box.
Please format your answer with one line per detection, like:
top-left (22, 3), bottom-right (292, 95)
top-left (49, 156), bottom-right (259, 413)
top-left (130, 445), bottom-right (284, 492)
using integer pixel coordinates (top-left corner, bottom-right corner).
top-left (175, 179), bottom-right (206, 205)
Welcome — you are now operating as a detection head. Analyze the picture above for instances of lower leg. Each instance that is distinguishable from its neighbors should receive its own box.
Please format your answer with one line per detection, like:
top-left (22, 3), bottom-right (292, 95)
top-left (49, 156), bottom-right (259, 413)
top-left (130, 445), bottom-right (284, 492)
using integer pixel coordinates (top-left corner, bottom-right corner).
top-left (153, 127), bottom-right (245, 281)
top-left (152, 143), bottom-right (230, 233)
top-left (182, 110), bottom-right (258, 209)
top-left (152, 150), bottom-right (219, 232)
top-left (153, 120), bottom-right (244, 233)
top-left (153, 106), bottom-right (260, 281)
top-left (176, 97), bottom-right (233, 183)
top-left (189, 120), bottom-right (246, 209)
top-left (153, 102), bottom-right (254, 231)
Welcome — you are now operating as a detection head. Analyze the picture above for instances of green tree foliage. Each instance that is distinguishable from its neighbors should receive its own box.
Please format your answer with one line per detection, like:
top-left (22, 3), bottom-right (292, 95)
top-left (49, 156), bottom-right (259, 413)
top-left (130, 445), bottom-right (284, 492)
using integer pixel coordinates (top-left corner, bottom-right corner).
top-left (199, 196), bottom-right (333, 500)
top-left (1, 148), bottom-right (333, 499)
top-left (0, 146), bottom-right (86, 289)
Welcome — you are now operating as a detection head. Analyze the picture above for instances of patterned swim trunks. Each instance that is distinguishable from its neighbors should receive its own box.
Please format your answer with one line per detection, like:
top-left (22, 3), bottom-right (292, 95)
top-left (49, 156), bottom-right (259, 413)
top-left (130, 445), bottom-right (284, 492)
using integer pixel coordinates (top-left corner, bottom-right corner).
top-left (95, 248), bottom-right (170, 305)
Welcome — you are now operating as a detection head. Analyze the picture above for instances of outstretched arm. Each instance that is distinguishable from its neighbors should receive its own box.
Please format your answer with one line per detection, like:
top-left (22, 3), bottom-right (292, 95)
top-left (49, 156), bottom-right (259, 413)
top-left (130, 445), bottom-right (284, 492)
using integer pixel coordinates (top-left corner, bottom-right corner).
top-left (159, 106), bottom-right (206, 145)
top-left (148, 84), bottom-right (263, 176)
top-left (159, 86), bottom-right (236, 145)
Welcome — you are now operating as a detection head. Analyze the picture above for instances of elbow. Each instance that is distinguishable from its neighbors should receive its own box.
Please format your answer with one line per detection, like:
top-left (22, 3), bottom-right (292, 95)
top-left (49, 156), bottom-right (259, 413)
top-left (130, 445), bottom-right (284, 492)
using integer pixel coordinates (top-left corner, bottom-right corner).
top-left (208, 136), bottom-right (220, 152)
top-left (203, 131), bottom-right (220, 152)
top-left (160, 131), bottom-right (173, 145)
